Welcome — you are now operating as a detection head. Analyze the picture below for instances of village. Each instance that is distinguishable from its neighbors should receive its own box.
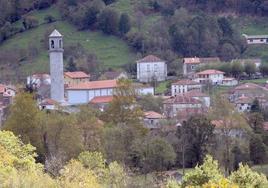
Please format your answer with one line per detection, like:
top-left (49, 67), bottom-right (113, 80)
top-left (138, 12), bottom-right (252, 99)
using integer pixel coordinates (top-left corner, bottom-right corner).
top-left (1, 29), bottom-right (268, 133)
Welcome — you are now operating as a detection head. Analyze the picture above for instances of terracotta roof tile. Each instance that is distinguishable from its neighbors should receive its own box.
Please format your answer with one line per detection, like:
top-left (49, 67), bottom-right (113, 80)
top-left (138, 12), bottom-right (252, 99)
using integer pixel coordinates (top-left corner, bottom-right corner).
top-left (90, 96), bottom-right (114, 104)
top-left (144, 111), bottom-right (165, 119)
top-left (172, 79), bottom-right (200, 85)
top-left (163, 95), bottom-right (202, 104)
top-left (67, 80), bottom-right (117, 90)
top-left (197, 69), bottom-right (224, 75)
top-left (40, 98), bottom-right (58, 105)
top-left (235, 96), bottom-right (253, 104)
top-left (137, 55), bottom-right (163, 63)
top-left (184, 90), bottom-right (208, 97)
top-left (64, 71), bottom-right (90, 79)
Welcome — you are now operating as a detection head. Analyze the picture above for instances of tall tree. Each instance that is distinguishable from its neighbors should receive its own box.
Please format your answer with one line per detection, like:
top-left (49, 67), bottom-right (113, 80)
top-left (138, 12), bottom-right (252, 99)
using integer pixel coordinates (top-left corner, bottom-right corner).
top-left (98, 8), bottom-right (119, 35)
top-left (244, 62), bottom-right (256, 78)
top-left (119, 13), bottom-right (131, 35)
top-left (176, 115), bottom-right (215, 168)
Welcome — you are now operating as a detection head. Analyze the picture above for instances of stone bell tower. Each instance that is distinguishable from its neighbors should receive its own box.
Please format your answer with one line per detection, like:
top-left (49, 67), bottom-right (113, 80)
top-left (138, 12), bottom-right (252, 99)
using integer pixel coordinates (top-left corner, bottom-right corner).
top-left (49, 29), bottom-right (65, 103)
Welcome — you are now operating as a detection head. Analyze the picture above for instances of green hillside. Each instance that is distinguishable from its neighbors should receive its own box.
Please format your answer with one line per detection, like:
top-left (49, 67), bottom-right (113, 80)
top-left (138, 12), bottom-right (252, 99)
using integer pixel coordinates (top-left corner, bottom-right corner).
top-left (0, 6), bottom-right (136, 79)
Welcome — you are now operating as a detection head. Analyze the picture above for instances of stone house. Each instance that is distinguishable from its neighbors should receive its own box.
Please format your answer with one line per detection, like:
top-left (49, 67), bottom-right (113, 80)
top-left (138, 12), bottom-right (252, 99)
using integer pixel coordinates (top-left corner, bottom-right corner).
top-left (171, 79), bottom-right (202, 96)
top-left (183, 57), bottom-right (220, 76)
top-left (163, 95), bottom-right (203, 118)
top-left (194, 69), bottom-right (225, 85)
top-left (184, 90), bottom-right (211, 108)
top-left (137, 55), bottom-right (167, 83)
top-left (234, 96), bottom-right (253, 113)
top-left (64, 71), bottom-right (90, 86)
top-left (143, 111), bottom-right (165, 129)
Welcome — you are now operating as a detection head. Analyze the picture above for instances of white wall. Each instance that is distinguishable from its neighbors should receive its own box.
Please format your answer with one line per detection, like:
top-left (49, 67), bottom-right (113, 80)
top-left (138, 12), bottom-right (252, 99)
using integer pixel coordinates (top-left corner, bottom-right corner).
top-left (171, 84), bottom-right (202, 96)
top-left (137, 61), bottom-right (167, 83)
top-left (247, 38), bottom-right (268, 44)
top-left (136, 87), bottom-right (154, 95)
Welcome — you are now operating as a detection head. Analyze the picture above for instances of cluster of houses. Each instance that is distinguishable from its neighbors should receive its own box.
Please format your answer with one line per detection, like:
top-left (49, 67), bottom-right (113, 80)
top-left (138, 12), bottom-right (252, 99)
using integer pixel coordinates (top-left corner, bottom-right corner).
top-left (2, 29), bottom-right (268, 132)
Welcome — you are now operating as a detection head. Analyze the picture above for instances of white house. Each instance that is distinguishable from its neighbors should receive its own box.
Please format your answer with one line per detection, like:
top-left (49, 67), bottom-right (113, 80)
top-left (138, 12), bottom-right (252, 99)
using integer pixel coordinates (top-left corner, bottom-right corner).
top-left (39, 98), bottom-right (58, 110)
top-left (234, 96), bottom-right (253, 113)
top-left (133, 83), bottom-right (154, 95)
top-left (137, 55), bottom-right (167, 83)
top-left (171, 79), bottom-right (202, 96)
top-left (221, 77), bottom-right (238, 86)
top-left (66, 80), bottom-right (117, 105)
top-left (243, 34), bottom-right (268, 44)
top-left (89, 96), bottom-right (114, 111)
top-left (194, 69), bottom-right (225, 85)
top-left (27, 74), bottom-right (51, 89)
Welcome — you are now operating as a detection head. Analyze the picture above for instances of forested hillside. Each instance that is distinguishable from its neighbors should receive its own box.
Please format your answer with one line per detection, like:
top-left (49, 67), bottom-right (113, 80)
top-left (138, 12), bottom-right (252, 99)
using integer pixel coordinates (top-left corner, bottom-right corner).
top-left (1, 0), bottom-right (268, 82)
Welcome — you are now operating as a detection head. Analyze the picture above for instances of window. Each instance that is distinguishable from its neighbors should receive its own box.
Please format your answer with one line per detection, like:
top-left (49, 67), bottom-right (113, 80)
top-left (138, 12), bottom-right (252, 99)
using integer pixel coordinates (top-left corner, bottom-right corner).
top-left (59, 40), bottom-right (62, 48)
top-left (154, 64), bottom-right (158, 72)
top-left (147, 64), bottom-right (150, 72)
top-left (51, 40), bottom-right (54, 48)
top-left (260, 39), bottom-right (264, 42)
top-left (191, 65), bottom-right (195, 70)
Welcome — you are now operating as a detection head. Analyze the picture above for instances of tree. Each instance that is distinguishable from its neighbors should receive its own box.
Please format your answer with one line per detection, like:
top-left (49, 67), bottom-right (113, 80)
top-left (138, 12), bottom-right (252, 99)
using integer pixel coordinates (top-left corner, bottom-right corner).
top-left (217, 17), bottom-right (233, 37)
top-left (22, 16), bottom-right (39, 30)
top-left (102, 0), bottom-right (117, 5)
top-left (231, 61), bottom-right (244, 79)
top-left (248, 112), bottom-right (264, 133)
top-left (244, 62), bottom-right (256, 77)
top-left (176, 115), bottom-right (215, 168)
top-left (137, 94), bottom-right (163, 113)
top-left (131, 136), bottom-right (176, 172)
top-left (181, 155), bottom-right (224, 187)
top-left (119, 13), bottom-right (131, 35)
top-left (58, 159), bottom-right (101, 188)
top-left (220, 43), bottom-right (238, 62)
top-left (98, 8), bottom-right (119, 35)
top-left (229, 163), bottom-right (267, 188)
top-left (249, 135), bottom-right (267, 165)
top-left (259, 63), bottom-right (268, 77)
top-left (4, 92), bottom-right (45, 156)
top-left (65, 57), bottom-right (77, 72)
top-left (102, 79), bottom-right (143, 124)
top-left (251, 98), bottom-right (261, 113)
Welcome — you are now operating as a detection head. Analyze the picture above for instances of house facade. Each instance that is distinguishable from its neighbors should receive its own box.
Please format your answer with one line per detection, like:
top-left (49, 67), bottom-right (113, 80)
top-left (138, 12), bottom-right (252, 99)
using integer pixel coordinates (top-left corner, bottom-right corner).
top-left (243, 34), bottom-right (268, 44)
top-left (234, 96), bottom-right (253, 113)
top-left (194, 69), bottom-right (224, 85)
top-left (143, 111), bottom-right (165, 129)
top-left (89, 96), bottom-right (114, 111)
top-left (137, 55), bottom-right (167, 83)
top-left (64, 71), bottom-right (90, 86)
top-left (221, 78), bottom-right (238, 86)
top-left (66, 80), bottom-right (117, 105)
top-left (183, 57), bottom-right (220, 76)
top-left (171, 79), bottom-right (202, 96)
top-left (163, 95), bottom-right (202, 118)
top-left (184, 90), bottom-right (211, 108)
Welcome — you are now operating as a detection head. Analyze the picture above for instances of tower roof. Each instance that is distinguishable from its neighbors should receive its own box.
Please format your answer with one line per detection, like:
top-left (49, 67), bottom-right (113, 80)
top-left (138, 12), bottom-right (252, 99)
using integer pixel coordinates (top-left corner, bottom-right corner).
top-left (49, 29), bottom-right (62, 37)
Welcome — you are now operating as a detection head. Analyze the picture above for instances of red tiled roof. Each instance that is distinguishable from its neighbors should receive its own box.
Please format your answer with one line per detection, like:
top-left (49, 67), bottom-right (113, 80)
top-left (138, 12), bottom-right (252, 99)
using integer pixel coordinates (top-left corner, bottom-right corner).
top-left (211, 120), bottom-right (224, 128)
top-left (137, 55), bottom-right (163, 63)
top-left (64, 71), bottom-right (90, 79)
top-left (234, 83), bottom-right (265, 90)
top-left (67, 80), bottom-right (117, 90)
top-left (235, 96), bottom-right (253, 104)
top-left (197, 69), bottom-right (224, 75)
top-left (172, 79), bottom-right (200, 85)
top-left (184, 90), bottom-right (208, 97)
top-left (40, 98), bottom-right (58, 106)
top-left (144, 111), bottom-right (165, 119)
top-left (90, 96), bottom-right (114, 104)
top-left (163, 95), bottom-right (202, 104)
top-left (0, 84), bottom-right (5, 93)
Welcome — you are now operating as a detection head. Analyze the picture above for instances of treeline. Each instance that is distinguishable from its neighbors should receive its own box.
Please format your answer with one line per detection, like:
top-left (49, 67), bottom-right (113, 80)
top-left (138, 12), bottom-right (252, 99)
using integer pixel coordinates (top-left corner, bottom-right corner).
top-left (0, 0), bottom-right (55, 43)
top-left (148, 0), bottom-right (268, 16)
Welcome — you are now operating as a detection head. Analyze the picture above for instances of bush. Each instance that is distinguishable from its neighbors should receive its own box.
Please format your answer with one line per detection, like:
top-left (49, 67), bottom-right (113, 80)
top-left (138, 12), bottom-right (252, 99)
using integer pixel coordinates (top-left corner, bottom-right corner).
top-left (44, 15), bottom-right (56, 23)
top-left (22, 16), bottom-right (39, 30)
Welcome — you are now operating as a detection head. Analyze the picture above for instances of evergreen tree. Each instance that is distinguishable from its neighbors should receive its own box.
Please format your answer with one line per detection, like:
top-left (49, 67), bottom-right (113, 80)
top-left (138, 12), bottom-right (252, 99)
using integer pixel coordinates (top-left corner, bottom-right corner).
top-left (66, 57), bottom-right (77, 72)
top-left (249, 135), bottom-right (266, 165)
top-left (119, 13), bottom-right (131, 35)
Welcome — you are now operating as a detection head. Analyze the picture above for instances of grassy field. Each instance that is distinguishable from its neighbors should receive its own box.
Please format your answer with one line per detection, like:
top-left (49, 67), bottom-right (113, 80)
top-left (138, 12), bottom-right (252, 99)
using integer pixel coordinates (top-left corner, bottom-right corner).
top-left (0, 6), bottom-right (136, 77)
top-left (241, 78), bottom-right (268, 84)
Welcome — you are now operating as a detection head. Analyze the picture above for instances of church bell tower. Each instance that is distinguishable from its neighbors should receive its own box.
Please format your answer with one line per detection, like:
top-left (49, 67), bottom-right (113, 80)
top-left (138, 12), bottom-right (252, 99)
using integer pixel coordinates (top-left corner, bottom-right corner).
top-left (49, 29), bottom-right (65, 103)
